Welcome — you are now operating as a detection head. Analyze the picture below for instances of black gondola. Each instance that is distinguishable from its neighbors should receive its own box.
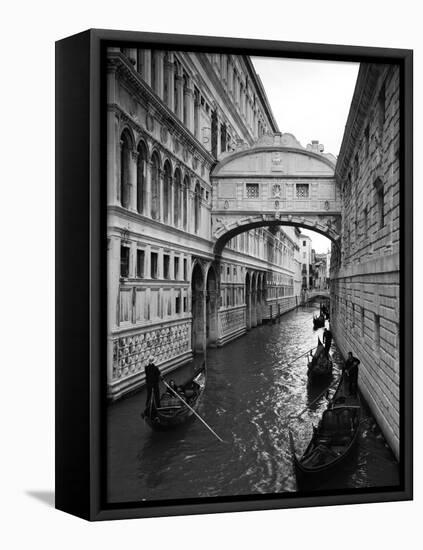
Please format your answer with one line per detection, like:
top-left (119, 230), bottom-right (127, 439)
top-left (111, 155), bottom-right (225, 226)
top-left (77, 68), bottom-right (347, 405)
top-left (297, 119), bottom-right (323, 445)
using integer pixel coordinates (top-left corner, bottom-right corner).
top-left (312, 312), bottom-right (325, 329)
top-left (289, 373), bottom-right (361, 480)
top-left (141, 363), bottom-right (206, 430)
top-left (307, 338), bottom-right (333, 379)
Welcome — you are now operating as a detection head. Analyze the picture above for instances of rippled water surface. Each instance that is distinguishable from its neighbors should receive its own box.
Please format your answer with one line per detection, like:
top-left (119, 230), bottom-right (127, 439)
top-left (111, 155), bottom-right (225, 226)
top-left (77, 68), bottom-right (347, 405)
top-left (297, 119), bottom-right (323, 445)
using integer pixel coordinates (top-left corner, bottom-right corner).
top-left (107, 305), bottom-right (400, 503)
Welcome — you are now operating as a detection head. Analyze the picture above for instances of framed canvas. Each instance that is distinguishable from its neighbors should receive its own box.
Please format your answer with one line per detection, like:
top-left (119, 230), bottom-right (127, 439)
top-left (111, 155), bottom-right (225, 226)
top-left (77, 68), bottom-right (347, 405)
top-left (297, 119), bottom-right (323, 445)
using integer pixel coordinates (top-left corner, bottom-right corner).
top-left (55, 29), bottom-right (413, 521)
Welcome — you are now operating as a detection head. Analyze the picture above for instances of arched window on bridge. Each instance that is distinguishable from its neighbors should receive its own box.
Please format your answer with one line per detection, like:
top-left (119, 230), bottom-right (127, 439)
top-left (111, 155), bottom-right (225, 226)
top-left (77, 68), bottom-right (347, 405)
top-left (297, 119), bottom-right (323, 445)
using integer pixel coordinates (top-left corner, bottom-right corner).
top-left (120, 129), bottom-right (132, 209)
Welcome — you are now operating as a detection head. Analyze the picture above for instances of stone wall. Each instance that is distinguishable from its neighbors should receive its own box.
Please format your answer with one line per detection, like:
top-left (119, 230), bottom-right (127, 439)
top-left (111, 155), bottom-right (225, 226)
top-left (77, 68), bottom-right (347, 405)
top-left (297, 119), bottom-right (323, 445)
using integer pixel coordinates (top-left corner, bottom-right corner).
top-left (331, 64), bottom-right (400, 458)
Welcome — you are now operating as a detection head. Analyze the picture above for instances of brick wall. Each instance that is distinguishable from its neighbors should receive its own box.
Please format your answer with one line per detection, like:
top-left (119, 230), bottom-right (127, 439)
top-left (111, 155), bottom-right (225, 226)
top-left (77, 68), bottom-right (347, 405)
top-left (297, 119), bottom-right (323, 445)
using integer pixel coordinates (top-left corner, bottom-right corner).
top-left (331, 64), bottom-right (400, 458)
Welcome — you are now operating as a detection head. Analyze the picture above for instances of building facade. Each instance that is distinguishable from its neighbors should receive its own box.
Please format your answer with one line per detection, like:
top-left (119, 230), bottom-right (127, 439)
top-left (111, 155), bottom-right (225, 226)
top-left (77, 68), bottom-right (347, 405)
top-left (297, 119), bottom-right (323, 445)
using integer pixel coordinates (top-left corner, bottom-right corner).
top-left (107, 48), bottom-right (302, 400)
top-left (330, 64), bottom-right (400, 458)
top-left (299, 234), bottom-right (313, 289)
top-left (312, 252), bottom-right (328, 289)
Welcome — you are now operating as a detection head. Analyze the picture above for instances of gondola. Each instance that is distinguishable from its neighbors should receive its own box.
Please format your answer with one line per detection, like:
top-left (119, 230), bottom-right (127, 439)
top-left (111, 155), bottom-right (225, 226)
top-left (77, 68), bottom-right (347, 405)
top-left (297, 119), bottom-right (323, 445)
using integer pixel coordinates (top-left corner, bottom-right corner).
top-left (141, 363), bottom-right (206, 430)
top-left (289, 372), bottom-right (361, 481)
top-left (307, 338), bottom-right (333, 379)
top-left (312, 312), bottom-right (325, 329)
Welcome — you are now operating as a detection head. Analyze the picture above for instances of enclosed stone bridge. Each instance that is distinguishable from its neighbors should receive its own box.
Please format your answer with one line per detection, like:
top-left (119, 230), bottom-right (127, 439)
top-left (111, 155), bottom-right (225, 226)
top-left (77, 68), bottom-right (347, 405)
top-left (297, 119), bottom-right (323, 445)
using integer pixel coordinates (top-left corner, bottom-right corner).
top-left (302, 289), bottom-right (330, 303)
top-left (211, 133), bottom-right (341, 256)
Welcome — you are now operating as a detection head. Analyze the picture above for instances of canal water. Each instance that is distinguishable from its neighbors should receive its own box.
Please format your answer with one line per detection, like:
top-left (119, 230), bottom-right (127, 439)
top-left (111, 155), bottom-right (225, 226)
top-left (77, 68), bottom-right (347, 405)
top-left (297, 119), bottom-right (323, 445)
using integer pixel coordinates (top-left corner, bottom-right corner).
top-left (107, 305), bottom-right (400, 503)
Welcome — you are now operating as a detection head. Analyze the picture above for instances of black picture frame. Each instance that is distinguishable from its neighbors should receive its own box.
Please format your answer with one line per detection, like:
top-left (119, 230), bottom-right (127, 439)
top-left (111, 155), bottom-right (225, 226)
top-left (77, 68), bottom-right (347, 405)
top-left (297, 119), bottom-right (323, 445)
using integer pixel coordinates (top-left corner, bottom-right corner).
top-left (55, 28), bottom-right (413, 521)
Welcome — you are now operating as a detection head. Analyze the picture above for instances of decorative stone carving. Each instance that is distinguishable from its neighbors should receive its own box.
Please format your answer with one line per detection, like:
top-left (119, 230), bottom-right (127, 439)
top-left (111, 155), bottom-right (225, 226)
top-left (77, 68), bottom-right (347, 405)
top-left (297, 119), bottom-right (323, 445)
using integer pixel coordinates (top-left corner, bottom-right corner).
top-left (272, 183), bottom-right (281, 198)
top-left (271, 152), bottom-right (284, 172)
top-left (220, 309), bottom-right (246, 335)
top-left (112, 321), bottom-right (190, 380)
top-left (129, 95), bottom-right (138, 119)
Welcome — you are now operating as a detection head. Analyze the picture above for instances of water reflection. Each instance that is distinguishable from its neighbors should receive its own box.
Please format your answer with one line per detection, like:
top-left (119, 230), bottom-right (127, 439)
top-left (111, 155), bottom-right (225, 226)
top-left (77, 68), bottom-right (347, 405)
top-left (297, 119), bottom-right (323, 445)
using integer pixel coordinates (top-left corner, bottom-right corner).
top-left (107, 305), bottom-right (399, 503)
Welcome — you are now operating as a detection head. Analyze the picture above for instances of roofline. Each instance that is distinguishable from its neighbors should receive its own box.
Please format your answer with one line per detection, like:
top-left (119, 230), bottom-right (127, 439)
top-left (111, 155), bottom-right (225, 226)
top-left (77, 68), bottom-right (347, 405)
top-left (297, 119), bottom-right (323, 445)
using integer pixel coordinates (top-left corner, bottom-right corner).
top-left (211, 145), bottom-right (336, 177)
top-left (244, 56), bottom-right (279, 133)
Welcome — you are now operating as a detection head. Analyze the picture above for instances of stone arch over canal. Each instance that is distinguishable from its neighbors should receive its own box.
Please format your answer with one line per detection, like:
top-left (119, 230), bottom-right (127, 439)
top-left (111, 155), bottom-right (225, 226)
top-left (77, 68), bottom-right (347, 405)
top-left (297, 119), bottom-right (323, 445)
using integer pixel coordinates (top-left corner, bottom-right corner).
top-left (211, 133), bottom-right (342, 257)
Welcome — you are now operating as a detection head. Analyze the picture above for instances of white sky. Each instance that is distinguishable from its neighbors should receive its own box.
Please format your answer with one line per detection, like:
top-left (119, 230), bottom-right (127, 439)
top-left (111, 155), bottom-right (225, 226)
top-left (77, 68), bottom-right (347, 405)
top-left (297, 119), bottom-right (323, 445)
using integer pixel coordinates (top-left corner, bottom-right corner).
top-left (251, 56), bottom-right (359, 253)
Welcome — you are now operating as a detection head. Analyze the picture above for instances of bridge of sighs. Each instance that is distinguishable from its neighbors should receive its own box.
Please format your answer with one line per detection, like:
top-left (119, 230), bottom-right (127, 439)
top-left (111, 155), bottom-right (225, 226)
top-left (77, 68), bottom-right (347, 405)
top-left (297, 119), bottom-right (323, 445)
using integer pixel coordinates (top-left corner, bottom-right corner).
top-left (210, 132), bottom-right (342, 256)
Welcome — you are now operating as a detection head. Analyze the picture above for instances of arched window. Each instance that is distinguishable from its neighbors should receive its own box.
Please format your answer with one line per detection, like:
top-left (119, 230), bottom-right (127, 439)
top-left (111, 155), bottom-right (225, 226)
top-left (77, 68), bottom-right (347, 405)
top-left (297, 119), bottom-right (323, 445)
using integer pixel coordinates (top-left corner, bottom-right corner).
top-left (174, 168), bottom-right (182, 227)
top-left (183, 175), bottom-right (189, 230)
top-left (150, 151), bottom-right (160, 220)
top-left (120, 129), bottom-right (132, 208)
top-left (136, 141), bottom-right (147, 214)
top-left (163, 160), bottom-right (172, 224)
top-left (194, 182), bottom-right (201, 234)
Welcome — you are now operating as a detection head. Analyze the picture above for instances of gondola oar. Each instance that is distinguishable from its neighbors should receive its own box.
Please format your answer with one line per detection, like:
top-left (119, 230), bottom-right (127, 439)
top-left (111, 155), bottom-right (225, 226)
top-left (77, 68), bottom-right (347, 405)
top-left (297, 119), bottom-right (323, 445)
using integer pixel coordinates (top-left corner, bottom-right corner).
top-left (288, 347), bottom-right (317, 366)
top-left (161, 379), bottom-right (225, 443)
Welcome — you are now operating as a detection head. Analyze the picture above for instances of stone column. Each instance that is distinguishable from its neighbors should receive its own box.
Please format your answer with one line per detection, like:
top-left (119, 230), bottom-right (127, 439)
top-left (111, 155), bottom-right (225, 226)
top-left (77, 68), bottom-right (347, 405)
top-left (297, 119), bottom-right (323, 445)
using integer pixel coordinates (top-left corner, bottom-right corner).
top-left (169, 176), bottom-right (174, 227)
top-left (202, 289), bottom-right (207, 353)
top-left (170, 251), bottom-right (175, 280)
top-left (158, 169), bottom-right (164, 222)
top-left (143, 50), bottom-right (151, 86)
top-left (146, 160), bottom-right (152, 219)
top-left (182, 185), bottom-right (188, 232)
top-left (107, 109), bottom-right (119, 207)
top-left (194, 94), bottom-right (201, 139)
top-left (129, 240), bottom-right (137, 278)
top-left (164, 53), bottom-right (175, 111)
top-left (158, 249), bottom-right (164, 279)
top-left (184, 76), bottom-right (195, 133)
top-left (251, 289), bottom-right (258, 328)
top-left (166, 175), bottom-right (173, 225)
top-left (216, 116), bottom-right (222, 157)
top-left (175, 74), bottom-right (184, 119)
top-left (129, 150), bottom-right (138, 212)
top-left (188, 188), bottom-right (194, 233)
top-left (107, 236), bottom-right (121, 387)
top-left (155, 51), bottom-right (164, 99)
top-left (228, 60), bottom-right (233, 95)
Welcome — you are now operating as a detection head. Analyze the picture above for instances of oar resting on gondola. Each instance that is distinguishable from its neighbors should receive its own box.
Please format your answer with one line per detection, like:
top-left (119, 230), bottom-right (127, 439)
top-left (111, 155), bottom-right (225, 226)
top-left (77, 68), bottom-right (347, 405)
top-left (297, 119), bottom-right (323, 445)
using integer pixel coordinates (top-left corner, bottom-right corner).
top-left (141, 363), bottom-right (206, 430)
top-left (289, 372), bottom-right (361, 481)
top-left (141, 363), bottom-right (225, 442)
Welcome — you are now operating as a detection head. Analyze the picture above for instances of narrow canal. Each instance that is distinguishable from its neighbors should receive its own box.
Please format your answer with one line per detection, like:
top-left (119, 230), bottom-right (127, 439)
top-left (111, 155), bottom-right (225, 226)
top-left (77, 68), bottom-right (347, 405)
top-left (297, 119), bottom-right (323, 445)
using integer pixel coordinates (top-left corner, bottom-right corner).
top-left (107, 304), bottom-right (399, 503)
